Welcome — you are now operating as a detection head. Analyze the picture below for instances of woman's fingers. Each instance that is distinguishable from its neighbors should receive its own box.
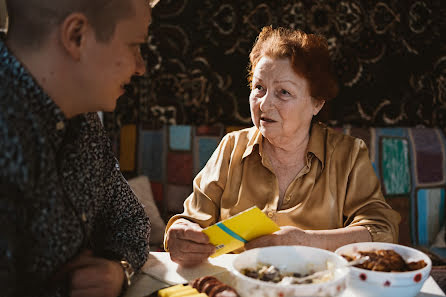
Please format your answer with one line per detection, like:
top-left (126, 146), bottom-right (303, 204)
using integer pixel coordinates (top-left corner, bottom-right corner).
top-left (180, 227), bottom-right (210, 244)
top-left (167, 219), bottom-right (212, 247)
top-left (167, 220), bottom-right (216, 266)
top-left (172, 219), bottom-right (210, 243)
top-left (168, 237), bottom-right (215, 265)
top-left (177, 239), bottom-right (215, 254)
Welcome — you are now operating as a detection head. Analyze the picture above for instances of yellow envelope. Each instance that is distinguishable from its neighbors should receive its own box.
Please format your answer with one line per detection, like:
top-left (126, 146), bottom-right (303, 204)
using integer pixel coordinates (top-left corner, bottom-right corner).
top-left (202, 206), bottom-right (280, 257)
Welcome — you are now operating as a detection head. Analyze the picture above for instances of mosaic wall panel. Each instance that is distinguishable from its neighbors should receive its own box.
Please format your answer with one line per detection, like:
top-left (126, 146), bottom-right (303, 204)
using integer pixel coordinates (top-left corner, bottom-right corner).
top-left (380, 137), bottom-right (411, 196)
top-left (341, 127), bottom-right (446, 245)
top-left (119, 125), bottom-right (137, 172)
top-left (169, 125), bottom-right (192, 151)
top-left (409, 128), bottom-right (446, 187)
top-left (373, 128), bottom-right (409, 182)
top-left (167, 152), bottom-right (194, 185)
top-left (194, 137), bottom-right (220, 175)
top-left (416, 188), bottom-right (445, 246)
top-left (139, 129), bottom-right (165, 182)
top-left (196, 125), bottom-right (223, 137)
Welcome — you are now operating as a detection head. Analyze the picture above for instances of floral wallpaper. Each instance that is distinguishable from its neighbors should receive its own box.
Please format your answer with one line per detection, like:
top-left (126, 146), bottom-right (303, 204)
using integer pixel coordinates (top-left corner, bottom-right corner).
top-left (104, 0), bottom-right (446, 133)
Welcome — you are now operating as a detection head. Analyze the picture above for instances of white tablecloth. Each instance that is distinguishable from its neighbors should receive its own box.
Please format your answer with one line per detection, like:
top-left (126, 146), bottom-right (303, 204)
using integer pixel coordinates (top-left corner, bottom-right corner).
top-left (125, 252), bottom-right (445, 297)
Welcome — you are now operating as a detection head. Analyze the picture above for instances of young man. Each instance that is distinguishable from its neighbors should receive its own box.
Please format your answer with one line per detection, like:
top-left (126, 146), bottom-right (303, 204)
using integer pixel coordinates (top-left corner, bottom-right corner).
top-left (0, 0), bottom-right (158, 296)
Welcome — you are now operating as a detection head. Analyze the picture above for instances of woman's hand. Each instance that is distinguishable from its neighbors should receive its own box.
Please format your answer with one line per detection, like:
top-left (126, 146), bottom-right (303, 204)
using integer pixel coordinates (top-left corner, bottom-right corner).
top-left (245, 226), bottom-right (309, 250)
top-left (166, 219), bottom-right (216, 267)
top-left (62, 250), bottom-right (125, 297)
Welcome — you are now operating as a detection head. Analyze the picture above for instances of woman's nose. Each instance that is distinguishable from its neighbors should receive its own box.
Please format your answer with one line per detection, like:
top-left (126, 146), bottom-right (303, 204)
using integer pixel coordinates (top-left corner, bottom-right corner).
top-left (259, 91), bottom-right (274, 111)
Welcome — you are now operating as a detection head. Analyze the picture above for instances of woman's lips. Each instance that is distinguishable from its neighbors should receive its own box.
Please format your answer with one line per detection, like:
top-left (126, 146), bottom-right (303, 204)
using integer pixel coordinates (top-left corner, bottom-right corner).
top-left (260, 117), bottom-right (275, 123)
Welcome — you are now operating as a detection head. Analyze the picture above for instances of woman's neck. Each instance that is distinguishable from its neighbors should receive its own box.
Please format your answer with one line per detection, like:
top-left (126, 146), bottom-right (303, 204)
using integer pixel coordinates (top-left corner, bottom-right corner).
top-left (263, 132), bottom-right (310, 167)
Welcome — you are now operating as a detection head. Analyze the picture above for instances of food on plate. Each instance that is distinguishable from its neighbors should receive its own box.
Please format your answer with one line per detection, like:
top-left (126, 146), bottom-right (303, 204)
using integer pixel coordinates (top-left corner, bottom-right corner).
top-left (341, 249), bottom-right (427, 272)
top-left (240, 262), bottom-right (334, 284)
top-left (190, 276), bottom-right (240, 297)
top-left (157, 284), bottom-right (206, 297)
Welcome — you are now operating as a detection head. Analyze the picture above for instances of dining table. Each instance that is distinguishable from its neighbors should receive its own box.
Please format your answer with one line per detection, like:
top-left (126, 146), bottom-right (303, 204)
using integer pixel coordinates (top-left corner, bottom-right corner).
top-left (124, 252), bottom-right (446, 297)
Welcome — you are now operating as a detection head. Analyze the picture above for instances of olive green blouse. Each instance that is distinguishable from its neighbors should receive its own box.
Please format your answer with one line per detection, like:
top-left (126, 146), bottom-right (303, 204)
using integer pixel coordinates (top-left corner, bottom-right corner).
top-left (165, 122), bottom-right (400, 249)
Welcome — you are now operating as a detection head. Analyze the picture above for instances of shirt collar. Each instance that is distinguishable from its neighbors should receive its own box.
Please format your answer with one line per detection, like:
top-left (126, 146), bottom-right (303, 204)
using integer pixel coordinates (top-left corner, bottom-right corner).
top-left (242, 127), bottom-right (263, 159)
top-left (307, 122), bottom-right (326, 169)
top-left (0, 40), bottom-right (69, 150)
top-left (241, 122), bottom-right (327, 169)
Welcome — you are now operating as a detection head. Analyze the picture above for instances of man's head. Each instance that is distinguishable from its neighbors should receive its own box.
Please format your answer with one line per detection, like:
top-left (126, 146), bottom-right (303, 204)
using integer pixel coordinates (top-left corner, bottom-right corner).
top-left (5, 0), bottom-right (158, 48)
top-left (4, 0), bottom-right (158, 116)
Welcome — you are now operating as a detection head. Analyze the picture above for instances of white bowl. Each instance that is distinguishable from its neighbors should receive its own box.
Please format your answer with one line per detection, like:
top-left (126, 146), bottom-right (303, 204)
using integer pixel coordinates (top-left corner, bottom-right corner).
top-left (335, 242), bottom-right (432, 297)
top-left (230, 245), bottom-right (349, 297)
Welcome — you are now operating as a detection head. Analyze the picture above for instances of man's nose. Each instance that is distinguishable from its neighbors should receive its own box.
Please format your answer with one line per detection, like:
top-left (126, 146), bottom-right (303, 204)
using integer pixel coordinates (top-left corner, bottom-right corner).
top-left (134, 53), bottom-right (146, 76)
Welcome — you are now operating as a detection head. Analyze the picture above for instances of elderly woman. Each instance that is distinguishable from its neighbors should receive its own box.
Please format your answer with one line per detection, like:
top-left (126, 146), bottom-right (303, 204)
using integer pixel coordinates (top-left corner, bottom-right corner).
top-left (165, 26), bottom-right (400, 267)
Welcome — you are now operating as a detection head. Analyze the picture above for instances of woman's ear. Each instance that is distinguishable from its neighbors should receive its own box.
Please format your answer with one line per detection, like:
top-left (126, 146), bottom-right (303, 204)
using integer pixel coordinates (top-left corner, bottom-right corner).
top-left (59, 13), bottom-right (89, 60)
top-left (313, 99), bottom-right (325, 116)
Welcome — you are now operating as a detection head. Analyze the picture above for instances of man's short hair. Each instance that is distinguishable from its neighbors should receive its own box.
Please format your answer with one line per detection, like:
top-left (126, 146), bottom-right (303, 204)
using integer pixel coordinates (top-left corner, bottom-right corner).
top-left (5, 0), bottom-right (158, 48)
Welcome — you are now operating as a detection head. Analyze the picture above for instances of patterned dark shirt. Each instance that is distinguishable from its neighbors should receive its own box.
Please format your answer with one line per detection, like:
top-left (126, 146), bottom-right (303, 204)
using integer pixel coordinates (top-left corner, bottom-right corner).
top-left (0, 40), bottom-right (150, 296)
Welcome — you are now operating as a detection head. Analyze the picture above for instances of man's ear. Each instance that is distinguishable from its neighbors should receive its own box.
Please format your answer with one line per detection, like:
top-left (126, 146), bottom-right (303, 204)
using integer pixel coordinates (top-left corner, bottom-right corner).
top-left (59, 13), bottom-right (89, 60)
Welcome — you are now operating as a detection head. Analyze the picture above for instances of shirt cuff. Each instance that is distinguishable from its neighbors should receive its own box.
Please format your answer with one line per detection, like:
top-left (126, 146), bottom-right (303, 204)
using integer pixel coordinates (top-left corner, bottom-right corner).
top-left (363, 224), bottom-right (395, 243)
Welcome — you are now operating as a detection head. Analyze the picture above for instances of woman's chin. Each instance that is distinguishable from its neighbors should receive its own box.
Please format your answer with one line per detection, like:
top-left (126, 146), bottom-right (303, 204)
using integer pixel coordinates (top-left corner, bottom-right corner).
top-left (259, 127), bottom-right (275, 139)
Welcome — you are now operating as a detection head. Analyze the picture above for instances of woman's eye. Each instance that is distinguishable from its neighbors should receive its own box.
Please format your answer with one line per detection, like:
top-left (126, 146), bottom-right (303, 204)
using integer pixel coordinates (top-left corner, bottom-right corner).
top-left (280, 89), bottom-right (290, 96)
top-left (255, 85), bottom-right (263, 91)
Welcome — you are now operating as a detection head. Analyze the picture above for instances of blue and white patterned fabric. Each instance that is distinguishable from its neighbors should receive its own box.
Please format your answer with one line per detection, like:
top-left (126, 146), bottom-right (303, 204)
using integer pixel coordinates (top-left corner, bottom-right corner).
top-left (0, 40), bottom-right (150, 296)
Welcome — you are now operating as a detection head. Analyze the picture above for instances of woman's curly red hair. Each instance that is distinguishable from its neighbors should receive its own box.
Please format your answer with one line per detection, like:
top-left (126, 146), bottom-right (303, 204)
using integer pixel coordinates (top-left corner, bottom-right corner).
top-left (248, 26), bottom-right (339, 102)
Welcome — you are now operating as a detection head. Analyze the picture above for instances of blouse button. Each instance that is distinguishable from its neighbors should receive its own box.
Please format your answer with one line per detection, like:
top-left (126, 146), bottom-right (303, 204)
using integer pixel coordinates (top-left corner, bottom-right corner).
top-left (268, 212), bottom-right (274, 218)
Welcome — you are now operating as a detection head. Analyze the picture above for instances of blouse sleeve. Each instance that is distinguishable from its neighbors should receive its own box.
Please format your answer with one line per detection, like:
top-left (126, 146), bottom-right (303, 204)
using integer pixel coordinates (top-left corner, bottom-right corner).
top-left (343, 138), bottom-right (401, 243)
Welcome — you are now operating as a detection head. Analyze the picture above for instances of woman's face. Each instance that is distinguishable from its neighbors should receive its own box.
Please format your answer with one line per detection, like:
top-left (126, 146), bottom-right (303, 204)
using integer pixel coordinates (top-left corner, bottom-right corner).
top-left (249, 56), bottom-right (324, 146)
